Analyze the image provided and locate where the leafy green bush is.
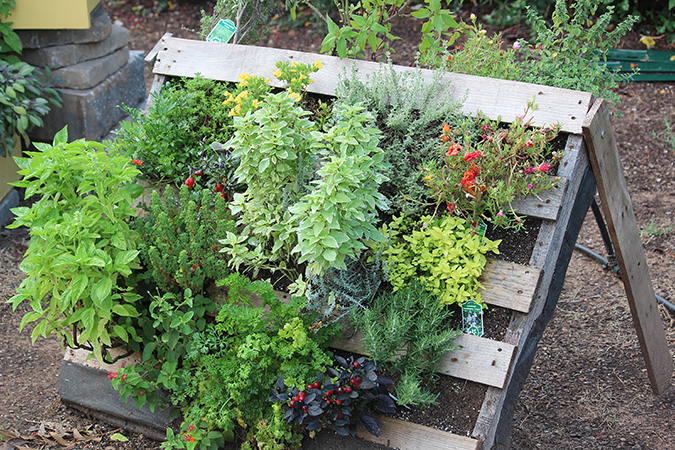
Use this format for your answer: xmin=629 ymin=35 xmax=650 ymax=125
xmin=135 ymin=185 xmax=235 ymax=295
xmin=221 ymin=94 xmax=389 ymax=286
xmin=334 ymin=64 xmax=464 ymax=217
xmin=110 ymin=76 xmax=246 ymax=184
xmin=8 ymin=128 xmax=144 ymax=362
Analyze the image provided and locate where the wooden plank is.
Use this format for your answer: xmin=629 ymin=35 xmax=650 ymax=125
xmin=582 ymin=100 xmax=673 ymax=395
xmin=151 ymin=37 xmax=593 ymax=134
xmin=145 ymin=32 xmax=173 ymax=70
xmin=356 ymin=416 xmax=481 ymax=450
xmin=473 ymin=134 xmax=592 ymax=447
xmin=480 ymin=259 xmax=541 ymax=313
xmin=510 ymin=178 xmax=568 ymax=221
xmin=332 ymin=331 xmax=516 ymax=389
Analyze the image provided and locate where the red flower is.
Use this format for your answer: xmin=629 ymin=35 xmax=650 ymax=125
xmin=464 ymin=151 xmax=481 ymax=162
xmin=524 ymin=139 xmax=535 ymax=148
xmin=191 ymin=264 xmax=198 ymax=273
xmin=524 ymin=167 xmax=536 ymax=175
xmin=468 ymin=162 xmax=480 ymax=176
xmin=537 ymin=162 xmax=552 ymax=172
xmin=215 ymin=182 xmax=224 ymax=193
xmin=446 ymin=202 xmax=455 ymax=215
xmin=441 ymin=134 xmax=449 ymax=143
xmin=131 ymin=159 xmax=143 ymax=166
xmin=187 ymin=424 xmax=195 ymax=432
xmin=447 ymin=143 xmax=462 ymax=156
xmin=107 ymin=371 xmax=118 ymax=380
xmin=443 ymin=123 xmax=450 ymax=133
xmin=121 ymin=374 xmax=128 ymax=381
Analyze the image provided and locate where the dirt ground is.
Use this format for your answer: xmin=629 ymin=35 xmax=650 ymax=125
xmin=1 ymin=1 xmax=674 ymax=449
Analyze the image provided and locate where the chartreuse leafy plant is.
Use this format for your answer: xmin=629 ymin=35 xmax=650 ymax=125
xmin=371 ymin=214 xmax=500 ymax=307
xmin=353 ymin=281 xmax=460 ymax=407
xmin=7 ymin=127 xmax=144 ymax=363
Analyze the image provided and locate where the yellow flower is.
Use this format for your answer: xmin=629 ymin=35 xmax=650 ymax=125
xmin=288 ymin=91 xmax=301 ymax=102
xmin=238 ymin=73 xmax=251 ymax=82
xmin=273 ymin=69 xmax=282 ymax=78
xmin=313 ymin=59 xmax=323 ymax=70
xmin=639 ymin=35 xmax=656 ymax=49
xmin=299 ymin=74 xmax=307 ymax=81
xmin=291 ymin=77 xmax=297 ymax=83
xmin=235 ymin=90 xmax=249 ymax=102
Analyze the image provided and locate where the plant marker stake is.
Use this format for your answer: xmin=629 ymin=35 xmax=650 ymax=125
xmin=462 ymin=300 xmax=483 ymax=337
xmin=206 ymin=19 xmax=237 ymax=44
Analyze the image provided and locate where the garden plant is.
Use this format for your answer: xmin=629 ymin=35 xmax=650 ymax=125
xmin=5 ymin=0 xmax=646 ymax=448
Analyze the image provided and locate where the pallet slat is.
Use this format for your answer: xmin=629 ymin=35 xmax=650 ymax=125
xmin=151 ymin=37 xmax=593 ymax=134
xmin=332 ymin=331 xmax=515 ymax=389
xmin=480 ymin=259 xmax=541 ymax=313
xmin=356 ymin=417 xmax=481 ymax=450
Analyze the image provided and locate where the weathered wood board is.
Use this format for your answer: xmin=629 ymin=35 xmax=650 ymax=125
xmin=140 ymin=38 xmax=671 ymax=450
xmin=583 ymin=100 xmax=673 ymax=395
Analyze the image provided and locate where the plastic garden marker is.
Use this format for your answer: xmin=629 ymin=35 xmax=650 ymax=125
xmin=462 ymin=300 xmax=484 ymax=337
xmin=206 ymin=19 xmax=236 ymax=44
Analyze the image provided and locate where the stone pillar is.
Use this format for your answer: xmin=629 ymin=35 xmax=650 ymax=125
xmin=18 ymin=5 xmax=146 ymax=142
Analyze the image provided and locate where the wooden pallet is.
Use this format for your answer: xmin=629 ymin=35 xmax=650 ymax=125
xmin=144 ymin=36 xmax=671 ymax=450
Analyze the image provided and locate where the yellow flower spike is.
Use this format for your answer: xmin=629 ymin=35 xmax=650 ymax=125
xmin=273 ymin=69 xmax=282 ymax=78
xmin=314 ymin=59 xmax=323 ymax=70
xmin=639 ymin=35 xmax=656 ymax=49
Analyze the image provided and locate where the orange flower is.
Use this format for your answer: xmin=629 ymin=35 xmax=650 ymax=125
xmin=447 ymin=143 xmax=462 ymax=156
xmin=443 ymin=123 xmax=450 ymax=134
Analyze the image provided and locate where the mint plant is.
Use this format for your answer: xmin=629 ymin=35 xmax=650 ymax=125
xmin=8 ymin=128 xmax=144 ymax=363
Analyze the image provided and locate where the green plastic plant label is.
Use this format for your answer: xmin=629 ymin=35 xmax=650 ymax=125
xmin=462 ymin=300 xmax=484 ymax=337
xmin=206 ymin=19 xmax=236 ymax=44
xmin=477 ymin=219 xmax=487 ymax=242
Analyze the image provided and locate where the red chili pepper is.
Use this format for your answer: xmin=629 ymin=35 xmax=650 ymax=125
xmin=195 ymin=170 xmax=203 ymax=176
xmin=185 ymin=176 xmax=195 ymax=189
xmin=215 ymin=182 xmax=224 ymax=192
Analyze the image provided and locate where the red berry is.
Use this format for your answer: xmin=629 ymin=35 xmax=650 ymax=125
xmin=215 ymin=182 xmax=224 ymax=192
xmin=337 ymin=388 xmax=343 ymax=394
xmin=353 ymin=362 xmax=360 ymax=368
xmin=290 ymin=401 xmax=297 ymax=408
xmin=298 ymin=391 xmax=306 ymax=401
xmin=185 ymin=176 xmax=195 ymax=189
xmin=195 ymin=170 xmax=203 ymax=176
xmin=345 ymin=387 xmax=352 ymax=393
xmin=221 ymin=192 xmax=227 ymax=199
xmin=313 ymin=382 xmax=321 ymax=389
xmin=335 ymin=399 xmax=342 ymax=405
xmin=338 ymin=412 xmax=344 ymax=419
